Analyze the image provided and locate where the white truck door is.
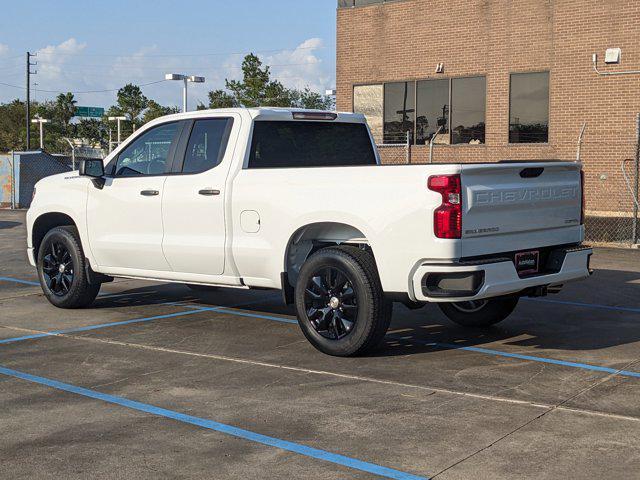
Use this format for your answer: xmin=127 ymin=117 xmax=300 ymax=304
xmin=86 ymin=121 xmax=182 ymax=271
xmin=161 ymin=116 xmax=238 ymax=275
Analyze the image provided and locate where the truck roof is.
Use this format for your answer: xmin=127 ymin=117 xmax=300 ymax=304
xmin=151 ymin=107 xmax=365 ymax=124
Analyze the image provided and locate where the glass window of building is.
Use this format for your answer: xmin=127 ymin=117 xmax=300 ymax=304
xmin=509 ymin=71 xmax=549 ymax=143
xmin=353 ymin=84 xmax=384 ymax=144
xmin=451 ymin=76 xmax=486 ymax=144
xmin=383 ymin=81 xmax=415 ymax=144
xmin=416 ymin=79 xmax=449 ymax=145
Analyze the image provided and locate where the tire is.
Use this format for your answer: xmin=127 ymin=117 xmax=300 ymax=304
xmin=37 ymin=226 xmax=100 ymax=309
xmin=438 ymin=296 xmax=519 ymax=328
xmin=186 ymin=284 xmax=219 ymax=293
xmin=294 ymin=245 xmax=392 ymax=357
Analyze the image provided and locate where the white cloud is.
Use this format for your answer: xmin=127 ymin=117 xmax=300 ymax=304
xmin=261 ymin=38 xmax=331 ymax=93
xmin=213 ymin=38 xmax=333 ymax=97
xmin=36 ymin=38 xmax=87 ymax=80
xmin=0 ymin=36 xmax=334 ymax=109
xmin=0 ymin=44 xmax=9 ymax=56
xmin=111 ymin=45 xmax=159 ymax=80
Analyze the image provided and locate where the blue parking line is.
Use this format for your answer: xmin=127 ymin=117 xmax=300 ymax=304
xmin=0 ymin=365 xmax=427 ymax=480
xmin=214 ymin=308 xmax=298 ymax=324
xmin=0 ymin=295 xmax=284 ymax=346
xmin=2 ymin=274 xmax=640 ymax=380
xmin=522 ymin=297 xmax=640 ymax=314
xmin=0 ymin=307 xmax=220 ymax=345
xmin=391 ymin=337 xmax=640 ymax=379
xmin=3 ymin=274 xmax=640 ymax=315
xmin=0 ymin=276 xmax=39 ymax=286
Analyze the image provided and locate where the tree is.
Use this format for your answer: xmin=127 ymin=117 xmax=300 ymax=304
xmin=35 ymin=99 xmax=71 ymax=151
xmin=0 ymin=100 xmax=27 ymax=151
xmin=206 ymin=89 xmax=238 ymax=109
xmin=76 ymin=118 xmax=109 ymax=149
xmin=290 ymin=87 xmax=334 ymax=110
xmin=206 ymin=54 xmax=331 ymax=110
xmin=142 ymin=100 xmax=180 ymax=124
xmin=116 ymin=84 xmax=148 ymax=129
xmin=224 ymin=54 xmax=291 ymax=107
xmin=54 ymin=92 xmax=77 ymax=129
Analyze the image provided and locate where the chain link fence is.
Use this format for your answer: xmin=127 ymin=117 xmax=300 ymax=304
xmin=375 ymin=122 xmax=640 ymax=247
xmin=584 ymin=158 xmax=639 ymax=245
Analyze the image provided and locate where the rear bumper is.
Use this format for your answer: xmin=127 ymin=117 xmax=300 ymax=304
xmin=411 ymin=246 xmax=592 ymax=302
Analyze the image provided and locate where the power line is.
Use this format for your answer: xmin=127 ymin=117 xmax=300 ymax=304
xmin=0 ymin=78 xmax=167 ymax=94
xmin=34 ymin=60 xmax=324 ymax=72
xmin=27 ymin=44 xmax=326 ymax=59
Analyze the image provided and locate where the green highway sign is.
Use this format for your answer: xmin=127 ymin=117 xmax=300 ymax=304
xmin=74 ymin=106 xmax=105 ymax=118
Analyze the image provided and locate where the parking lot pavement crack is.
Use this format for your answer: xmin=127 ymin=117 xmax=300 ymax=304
xmin=429 ymin=355 xmax=640 ymax=478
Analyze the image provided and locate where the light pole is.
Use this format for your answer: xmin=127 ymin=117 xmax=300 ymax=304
xmin=31 ymin=117 xmax=49 ymax=150
xmin=108 ymin=116 xmax=127 ymax=147
xmin=63 ymin=138 xmax=76 ymax=170
xmin=165 ymin=73 xmax=205 ymax=112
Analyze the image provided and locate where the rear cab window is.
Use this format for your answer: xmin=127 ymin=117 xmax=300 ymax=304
xmin=247 ymin=121 xmax=377 ymax=169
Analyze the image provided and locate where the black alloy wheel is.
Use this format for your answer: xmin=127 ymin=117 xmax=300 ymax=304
xmin=295 ymin=245 xmax=392 ymax=357
xmin=42 ymin=240 xmax=74 ymax=296
xmin=304 ymin=267 xmax=359 ymax=340
xmin=37 ymin=226 xmax=101 ymax=309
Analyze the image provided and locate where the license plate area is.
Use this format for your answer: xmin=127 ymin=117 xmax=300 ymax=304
xmin=514 ymin=250 xmax=539 ymax=276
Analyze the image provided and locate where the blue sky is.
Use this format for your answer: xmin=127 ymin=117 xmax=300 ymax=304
xmin=0 ymin=0 xmax=337 ymax=109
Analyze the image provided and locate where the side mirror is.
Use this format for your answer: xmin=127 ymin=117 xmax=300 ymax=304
xmin=79 ymin=159 xmax=106 ymax=189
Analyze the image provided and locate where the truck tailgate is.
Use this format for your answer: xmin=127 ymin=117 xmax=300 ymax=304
xmin=460 ymin=162 xmax=583 ymax=256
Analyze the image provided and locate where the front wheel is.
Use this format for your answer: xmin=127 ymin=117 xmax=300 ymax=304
xmin=294 ymin=246 xmax=391 ymax=357
xmin=37 ymin=226 xmax=100 ymax=308
xmin=438 ymin=296 xmax=519 ymax=328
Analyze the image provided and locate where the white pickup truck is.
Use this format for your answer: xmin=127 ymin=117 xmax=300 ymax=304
xmin=27 ymin=108 xmax=592 ymax=356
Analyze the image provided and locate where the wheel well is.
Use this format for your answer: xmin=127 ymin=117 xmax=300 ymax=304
xmin=284 ymin=222 xmax=374 ymax=291
xmin=32 ymin=212 xmax=76 ymax=259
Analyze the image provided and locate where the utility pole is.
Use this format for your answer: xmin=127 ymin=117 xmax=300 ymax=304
xmin=25 ymin=52 xmax=37 ymax=150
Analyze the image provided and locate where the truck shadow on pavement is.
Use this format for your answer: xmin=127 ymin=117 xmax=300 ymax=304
xmin=0 ymin=221 xmax=21 ymax=230
xmin=87 ymin=267 xmax=640 ymax=357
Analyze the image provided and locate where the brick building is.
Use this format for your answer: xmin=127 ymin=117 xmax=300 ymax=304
xmin=336 ymin=0 xmax=640 ymax=243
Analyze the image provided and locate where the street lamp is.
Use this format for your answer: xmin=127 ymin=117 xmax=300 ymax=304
xmin=165 ymin=73 xmax=205 ymax=112
xmin=108 ymin=116 xmax=127 ymax=148
xmin=31 ymin=117 xmax=50 ymax=150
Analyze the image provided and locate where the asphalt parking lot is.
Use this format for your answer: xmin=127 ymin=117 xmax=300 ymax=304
xmin=2 ymin=209 xmax=640 ymax=479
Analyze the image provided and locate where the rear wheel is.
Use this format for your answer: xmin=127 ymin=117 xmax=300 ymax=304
xmin=37 ymin=226 xmax=100 ymax=309
xmin=438 ymin=296 xmax=519 ymax=327
xmin=295 ymin=246 xmax=391 ymax=357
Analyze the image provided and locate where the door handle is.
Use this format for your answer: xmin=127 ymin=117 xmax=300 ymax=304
xmin=199 ymin=189 xmax=221 ymax=196
xmin=140 ymin=190 xmax=159 ymax=196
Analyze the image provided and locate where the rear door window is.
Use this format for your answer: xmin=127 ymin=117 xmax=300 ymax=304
xmin=248 ymin=121 xmax=377 ymax=169
xmin=182 ymin=118 xmax=234 ymax=174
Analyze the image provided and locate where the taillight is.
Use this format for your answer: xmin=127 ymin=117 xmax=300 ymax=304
xmin=580 ymin=170 xmax=585 ymax=225
xmin=428 ymin=174 xmax=462 ymax=239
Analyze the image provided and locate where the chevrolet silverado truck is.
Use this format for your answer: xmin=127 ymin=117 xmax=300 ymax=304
xmin=27 ymin=108 xmax=592 ymax=356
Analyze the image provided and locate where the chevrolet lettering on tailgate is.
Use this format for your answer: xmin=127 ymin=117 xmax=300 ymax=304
xmin=473 ymin=185 xmax=578 ymax=206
